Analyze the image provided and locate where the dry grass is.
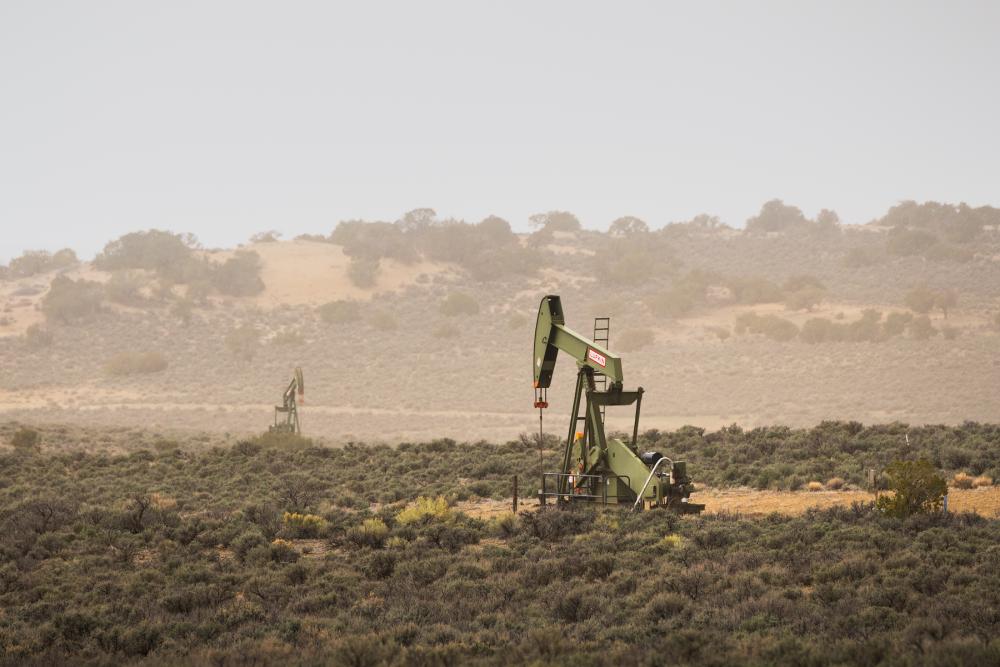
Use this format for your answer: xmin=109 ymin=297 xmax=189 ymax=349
xmin=953 ymin=472 xmax=975 ymax=489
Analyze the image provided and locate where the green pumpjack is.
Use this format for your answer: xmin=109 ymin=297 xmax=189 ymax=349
xmin=533 ymin=295 xmax=704 ymax=513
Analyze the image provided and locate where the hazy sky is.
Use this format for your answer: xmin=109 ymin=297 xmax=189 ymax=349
xmin=2 ymin=1 xmax=998 ymax=262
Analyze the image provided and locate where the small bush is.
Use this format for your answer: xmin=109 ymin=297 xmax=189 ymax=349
xmin=806 ymin=481 xmax=824 ymax=492
xmin=439 ymin=292 xmax=479 ymax=316
xmin=825 ymin=477 xmax=845 ymax=490
xmin=973 ymin=475 xmax=993 ymax=488
xmin=213 ymin=250 xmax=265 ymax=297
xmin=396 ymin=496 xmax=451 ymax=526
xmin=8 ymin=248 xmax=78 ymax=278
xmin=346 ymin=518 xmax=389 ymax=549
xmin=282 ymin=512 xmax=327 ymax=538
xmin=347 ymin=257 xmax=380 ymax=288
xmin=104 ymin=351 xmax=168 ymax=376
xmin=952 ymin=473 xmax=974 ymax=489
xmin=42 ymin=276 xmax=104 ymax=324
xmin=876 ymin=459 xmax=947 ymax=518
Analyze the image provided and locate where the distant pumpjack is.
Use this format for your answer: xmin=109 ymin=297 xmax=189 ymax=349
xmin=270 ymin=367 xmax=304 ymax=434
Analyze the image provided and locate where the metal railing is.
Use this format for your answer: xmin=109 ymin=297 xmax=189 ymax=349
xmin=539 ymin=472 xmax=633 ymax=505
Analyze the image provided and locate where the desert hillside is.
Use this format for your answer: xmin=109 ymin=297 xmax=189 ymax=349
xmin=2 ymin=203 xmax=999 ymax=445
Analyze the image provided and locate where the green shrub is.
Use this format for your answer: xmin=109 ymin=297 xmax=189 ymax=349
xmin=346 ymin=518 xmax=389 ymax=548
xmin=282 ymin=512 xmax=327 ymax=538
xmin=875 ymin=459 xmax=947 ymax=518
xmin=104 ymin=351 xmax=168 ymax=376
xmin=439 ymin=292 xmax=479 ymax=316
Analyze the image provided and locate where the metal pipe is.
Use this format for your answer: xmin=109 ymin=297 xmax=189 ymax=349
xmin=632 ymin=456 xmax=673 ymax=512
xmin=632 ymin=388 xmax=643 ymax=449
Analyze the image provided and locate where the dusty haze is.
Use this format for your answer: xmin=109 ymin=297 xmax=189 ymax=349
xmin=2 ymin=1 xmax=1000 ymax=262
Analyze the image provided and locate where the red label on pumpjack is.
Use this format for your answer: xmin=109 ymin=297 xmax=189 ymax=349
xmin=587 ymin=348 xmax=607 ymax=368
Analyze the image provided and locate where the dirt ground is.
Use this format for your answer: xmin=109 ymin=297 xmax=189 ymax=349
xmin=457 ymin=486 xmax=1000 ymax=520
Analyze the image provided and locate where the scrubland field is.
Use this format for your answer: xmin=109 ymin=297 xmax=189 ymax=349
xmin=2 ymin=203 xmax=1000 ymax=664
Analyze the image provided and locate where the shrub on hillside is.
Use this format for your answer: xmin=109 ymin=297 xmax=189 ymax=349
xmin=8 ymin=249 xmax=78 ymax=278
xmin=529 ymin=210 xmax=581 ymax=233
xmin=212 ymin=250 xmax=265 ymax=297
xmin=347 ymin=257 xmax=380 ymax=288
xmin=42 ymin=276 xmax=104 ymax=324
xmin=94 ymin=230 xmax=199 ymax=281
xmin=439 ymin=292 xmax=479 ymax=316
xmin=744 ymin=199 xmax=812 ymax=234
xmin=104 ymin=351 xmax=168 ymax=376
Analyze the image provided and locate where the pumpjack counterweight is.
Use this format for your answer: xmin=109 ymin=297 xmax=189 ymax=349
xmin=533 ymin=295 xmax=703 ymax=513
